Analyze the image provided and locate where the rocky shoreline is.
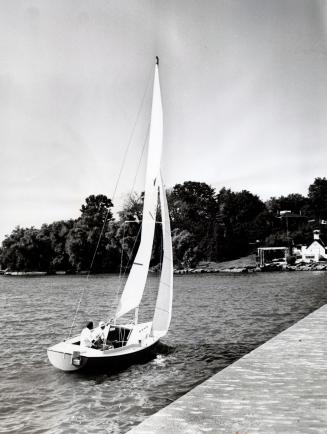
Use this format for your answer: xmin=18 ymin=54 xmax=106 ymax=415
xmin=2 ymin=259 xmax=327 ymax=277
xmin=174 ymin=262 xmax=327 ymax=274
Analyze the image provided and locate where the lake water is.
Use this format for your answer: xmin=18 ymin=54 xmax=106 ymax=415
xmin=1 ymin=272 xmax=327 ymax=433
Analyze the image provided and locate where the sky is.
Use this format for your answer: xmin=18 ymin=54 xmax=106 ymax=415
xmin=1 ymin=0 xmax=327 ymax=242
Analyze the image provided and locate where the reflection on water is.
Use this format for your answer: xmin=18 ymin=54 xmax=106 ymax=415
xmin=1 ymin=272 xmax=327 ymax=433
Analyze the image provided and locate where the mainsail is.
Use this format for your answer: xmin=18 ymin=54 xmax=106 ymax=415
xmin=152 ymin=174 xmax=173 ymax=336
xmin=115 ymin=60 xmax=163 ymax=319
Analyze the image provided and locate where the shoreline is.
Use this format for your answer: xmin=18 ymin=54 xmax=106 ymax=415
xmin=174 ymin=263 xmax=327 ymax=274
xmin=174 ymin=254 xmax=327 ymax=274
xmin=2 ymin=263 xmax=327 ymax=277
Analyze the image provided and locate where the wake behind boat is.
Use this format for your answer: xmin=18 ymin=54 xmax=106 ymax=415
xmin=47 ymin=57 xmax=173 ymax=372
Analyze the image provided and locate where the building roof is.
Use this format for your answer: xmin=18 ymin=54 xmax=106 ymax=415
xmin=309 ymin=239 xmax=325 ymax=249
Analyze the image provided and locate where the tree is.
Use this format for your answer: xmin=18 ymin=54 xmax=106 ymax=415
xmin=80 ymin=194 xmax=113 ymax=225
xmin=0 ymin=226 xmax=52 ymax=271
xmin=41 ymin=220 xmax=74 ymax=271
xmin=216 ymin=188 xmax=266 ymax=259
xmin=116 ymin=193 xmax=143 ymax=269
xmin=248 ymin=210 xmax=278 ymax=244
xmin=102 ymin=221 xmax=121 ymax=272
xmin=308 ymin=177 xmax=327 ymax=220
xmin=1 ymin=227 xmax=27 ymax=270
xmin=65 ymin=223 xmax=90 ymax=271
xmin=65 ymin=194 xmax=114 ymax=272
xmin=168 ymin=181 xmax=218 ymax=261
xmin=3 ymin=177 xmax=326 ymax=272
xmin=266 ymin=193 xmax=309 ymax=215
xmin=118 ymin=193 xmax=143 ymax=223
xmin=172 ymin=228 xmax=199 ymax=268
xmin=169 ymin=182 xmax=217 ymax=232
xmin=217 ymin=188 xmax=265 ymax=225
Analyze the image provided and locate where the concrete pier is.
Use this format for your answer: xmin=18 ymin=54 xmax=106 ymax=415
xmin=129 ymin=305 xmax=327 ymax=433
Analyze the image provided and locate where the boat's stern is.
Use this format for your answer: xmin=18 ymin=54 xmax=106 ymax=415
xmin=47 ymin=341 xmax=87 ymax=371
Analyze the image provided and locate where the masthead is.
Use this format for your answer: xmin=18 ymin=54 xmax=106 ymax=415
xmin=156 ymin=56 xmax=159 ymax=65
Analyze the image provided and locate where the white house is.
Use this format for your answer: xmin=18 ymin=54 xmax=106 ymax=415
xmin=300 ymin=230 xmax=327 ymax=262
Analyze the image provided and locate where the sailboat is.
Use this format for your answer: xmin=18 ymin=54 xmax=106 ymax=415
xmin=47 ymin=57 xmax=173 ymax=372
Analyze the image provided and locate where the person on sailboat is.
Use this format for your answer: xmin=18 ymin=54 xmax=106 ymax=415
xmin=92 ymin=321 xmax=107 ymax=348
xmin=80 ymin=321 xmax=94 ymax=348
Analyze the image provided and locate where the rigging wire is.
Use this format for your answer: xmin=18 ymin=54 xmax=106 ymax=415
xmin=67 ymin=65 xmax=155 ymax=338
xmin=107 ymin=123 xmax=150 ymax=320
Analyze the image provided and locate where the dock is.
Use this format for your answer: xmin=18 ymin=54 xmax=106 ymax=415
xmin=129 ymin=304 xmax=327 ymax=433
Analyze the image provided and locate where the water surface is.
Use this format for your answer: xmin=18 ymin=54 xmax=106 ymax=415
xmin=1 ymin=272 xmax=326 ymax=433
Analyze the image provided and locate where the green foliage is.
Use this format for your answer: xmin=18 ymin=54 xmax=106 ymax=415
xmin=103 ymin=221 xmax=121 ymax=272
xmin=43 ymin=221 xmax=74 ymax=271
xmin=116 ymin=193 xmax=143 ymax=268
xmin=66 ymin=195 xmax=114 ymax=272
xmin=215 ymin=188 xmax=266 ymax=260
xmin=266 ymin=193 xmax=309 ymax=215
xmin=169 ymin=181 xmax=217 ymax=230
xmin=218 ymin=188 xmax=265 ymax=225
xmin=1 ymin=177 xmax=326 ymax=272
xmin=118 ymin=193 xmax=143 ymax=223
xmin=168 ymin=181 xmax=218 ymax=261
xmin=1 ymin=226 xmax=52 ymax=271
xmin=172 ymin=228 xmax=199 ymax=268
xmin=308 ymin=177 xmax=327 ymax=219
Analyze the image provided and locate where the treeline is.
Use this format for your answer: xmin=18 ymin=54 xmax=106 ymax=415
xmin=1 ymin=177 xmax=327 ymax=272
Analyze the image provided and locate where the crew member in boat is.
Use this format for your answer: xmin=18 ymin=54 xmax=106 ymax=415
xmin=92 ymin=321 xmax=107 ymax=348
xmin=80 ymin=321 xmax=94 ymax=348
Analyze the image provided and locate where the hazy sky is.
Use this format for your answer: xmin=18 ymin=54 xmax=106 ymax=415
xmin=1 ymin=0 xmax=327 ymax=242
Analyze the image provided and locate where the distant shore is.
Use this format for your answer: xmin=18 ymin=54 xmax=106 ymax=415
xmin=174 ymin=255 xmax=327 ymax=274
xmin=2 ymin=254 xmax=327 ymax=276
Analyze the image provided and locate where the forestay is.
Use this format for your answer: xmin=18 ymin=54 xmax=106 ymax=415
xmin=152 ymin=174 xmax=173 ymax=336
xmin=115 ymin=61 xmax=163 ymax=319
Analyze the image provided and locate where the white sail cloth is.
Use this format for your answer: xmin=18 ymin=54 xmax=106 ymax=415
xmin=115 ymin=63 xmax=163 ymax=319
xmin=152 ymin=175 xmax=173 ymax=336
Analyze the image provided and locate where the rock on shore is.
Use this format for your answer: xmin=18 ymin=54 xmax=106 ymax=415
xmin=173 ymin=255 xmax=327 ymax=274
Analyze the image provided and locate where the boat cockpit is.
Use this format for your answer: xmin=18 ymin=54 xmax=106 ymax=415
xmin=106 ymin=325 xmax=132 ymax=348
xmin=72 ymin=325 xmax=132 ymax=349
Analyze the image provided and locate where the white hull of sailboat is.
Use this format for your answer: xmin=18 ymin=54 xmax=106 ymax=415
xmin=47 ymin=322 xmax=161 ymax=372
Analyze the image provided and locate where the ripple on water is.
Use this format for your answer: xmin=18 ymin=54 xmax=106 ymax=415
xmin=1 ymin=272 xmax=327 ymax=433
